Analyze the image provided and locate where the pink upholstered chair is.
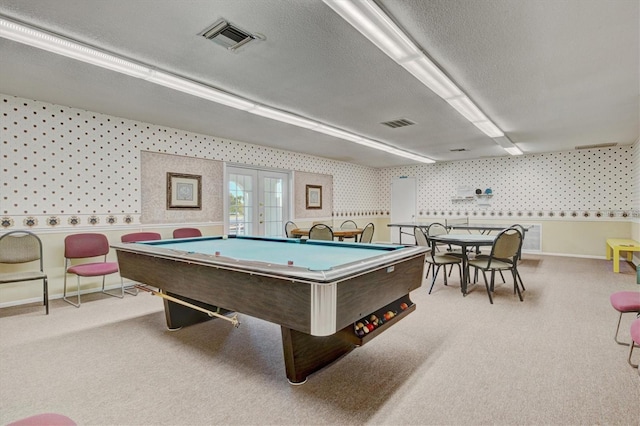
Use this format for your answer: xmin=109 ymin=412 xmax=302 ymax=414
xmin=121 ymin=232 xmax=162 ymax=243
xmin=7 ymin=413 xmax=76 ymax=425
xmin=610 ymin=291 xmax=640 ymax=345
xmin=172 ymin=228 xmax=202 ymax=238
xmin=63 ymin=233 xmax=124 ymax=307
xmin=119 ymin=232 xmax=161 ymax=294
xmin=628 ymin=318 xmax=640 ymax=371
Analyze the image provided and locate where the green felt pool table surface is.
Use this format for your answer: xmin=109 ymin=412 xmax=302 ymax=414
xmin=143 ymin=236 xmax=405 ymax=271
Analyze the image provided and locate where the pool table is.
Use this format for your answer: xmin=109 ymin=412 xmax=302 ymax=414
xmin=112 ymin=235 xmax=427 ymax=383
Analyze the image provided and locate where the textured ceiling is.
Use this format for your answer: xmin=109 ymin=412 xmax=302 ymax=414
xmin=0 ymin=0 xmax=637 ymax=168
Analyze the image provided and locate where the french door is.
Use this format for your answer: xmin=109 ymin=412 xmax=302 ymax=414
xmin=227 ymin=166 xmax=290 ymax=237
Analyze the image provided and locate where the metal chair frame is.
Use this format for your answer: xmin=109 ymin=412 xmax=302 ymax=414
xmin=359 ymin=223 xmax=374 ymax=243
xmin=468 ymin=228 xmax=523 ymax=304
xmin=308 ymin=224 xmax=334 ymax=241
xmin=63 ymin=233 xmax=125 ymax=307
xmin=284 ymin=221 xmax=297 ymax=238
xmin=0 ymin=230 xmax=49 ymax=314
xmin=415 ymin=227 xmax=461 ymax=294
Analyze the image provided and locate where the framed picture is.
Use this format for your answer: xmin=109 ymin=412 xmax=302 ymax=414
xmin=305 ymin=185 xmax=322 ymax=209
xmin=167 ymin=172 xmax=202 ymax=210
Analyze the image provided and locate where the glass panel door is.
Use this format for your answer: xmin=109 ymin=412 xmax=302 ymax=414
xmin=227 ymin=166 xmax=289 ymax=236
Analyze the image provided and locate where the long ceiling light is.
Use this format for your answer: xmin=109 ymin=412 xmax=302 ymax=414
xmin=0 ymin=16 xmax=435 ymax=164
xmin=323 ymin=0 xmax=523 ymax=156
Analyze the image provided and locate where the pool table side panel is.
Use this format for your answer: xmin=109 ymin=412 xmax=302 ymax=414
xmin=116 ymin=251 xmax=313 ymax=333
xmin=335 ymin=254 xmax=425 ymax=329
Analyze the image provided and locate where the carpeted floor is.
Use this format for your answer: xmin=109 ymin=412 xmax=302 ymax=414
xmin=1 ymin=254 xmax=639 ymax=425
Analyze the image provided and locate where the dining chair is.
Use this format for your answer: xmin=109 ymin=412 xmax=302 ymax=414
xmin=610 ymin=291 xmax=640 ymax=345
xmin=308 ymin=224 xmax=334 ymax=241
xmin=63 ymin=233 xmax=124 ymax=307
xmin=467 ymin=227 xmax=523 ymax=304
xmin=340 ymin=220 xmax=358 ymax=229
xmin=508 ymin=224 xmax=526 ymax=291
xmin=357 ymin=223 xmax=374 ymax=244
xmin=173 ymin=228 xmax=202 ymax=238
xmin=415 ymin=227 xmax=461 ymax=294
xmin=427 ymin=222 xmax=463 ymax=258
xmin=284 ymin=221 xmax=297 ymax=238
xmin=339 ymin=220 xmax=359 ymax=241
xmin=0 ymin=231 xmax=49 ymax=314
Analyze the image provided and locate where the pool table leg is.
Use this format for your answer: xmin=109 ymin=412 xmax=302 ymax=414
xmin=281 ymin=327 xmax=356 ymax=384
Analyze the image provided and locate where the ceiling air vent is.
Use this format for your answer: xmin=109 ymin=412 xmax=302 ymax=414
xmin=575 ymin=143 xmax=618 ymax=150
xmin=381 ymin=118 xmax=415 ymax=129
xmin=200 ymin=19 xmax=255 ymax=51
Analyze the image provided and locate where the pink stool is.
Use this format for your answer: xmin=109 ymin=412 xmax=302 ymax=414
xmin=628 ymin=319 xmax=640 ymax=371
xmin=610 ymin=291 xmax=640 ymax=345
xmin=7 ymin=413 xmax=76 ymax=425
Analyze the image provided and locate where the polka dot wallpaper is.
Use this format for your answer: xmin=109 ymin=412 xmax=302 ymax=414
xmin=379 ymin=147 xmax=636 ymax=220
xmin=1 ymin=93 xmax=637 ymax=231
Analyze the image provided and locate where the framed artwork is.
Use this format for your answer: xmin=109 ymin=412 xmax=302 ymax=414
xmin=305 ymin=185 xmax=322 ymax=209
xmin=167 ymin=172 xmax=202 ymax=210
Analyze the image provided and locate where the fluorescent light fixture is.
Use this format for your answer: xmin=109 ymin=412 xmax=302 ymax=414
xmin=323 ymin=0 xmax=518 ymax=152
xmin=447 ymin=96 xmax=488 ymax=123
xmin=473 ymin=120 xmax=504 ymax=138
xmin=324 ymin=0 xmax=421 ymax=62
xmin=400 ymin=56 xmax=462 ymax=100
xmin=504 ymin=146 xmax=523 ymax=156
xmin=146 ymin=70 xmax=255 ymax=111
xmin=0 ymin=15 xmax=436 ymax=164
xmin=0 ymin=17 xmax=151 ymax=79
xmin=316 ymin=125 xmax=365 ymax=143
xmin=250 ymin=106 xmax=320 ymax=129
xmin=493 ymin=136 xmax=522 ymax=156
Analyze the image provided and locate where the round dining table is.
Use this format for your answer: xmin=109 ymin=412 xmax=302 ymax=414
xmin=290 ymin=227 xmax=363 ymax=242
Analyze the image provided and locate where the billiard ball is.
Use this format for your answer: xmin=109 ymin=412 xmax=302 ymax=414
xmin=400 ymin=302 xmax=408 ymax=310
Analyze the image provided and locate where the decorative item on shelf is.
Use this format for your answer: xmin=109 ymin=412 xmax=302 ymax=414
xmin=484 ymin=188 xmax=492 ymax=194
xmin=475 ymin=188 xmax=482 ymax=194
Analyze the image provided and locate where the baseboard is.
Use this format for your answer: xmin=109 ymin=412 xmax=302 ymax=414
xmin=0 ymin=280 xmax=139 ymax=309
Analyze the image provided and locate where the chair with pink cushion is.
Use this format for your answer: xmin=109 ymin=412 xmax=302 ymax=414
xmin=120 ymin=232 xmax=162 ymax=294
xmin=121 ymin=232 xmax=162 ymax=243
xmin=172 ymin=228 xmax=202 ymax=238
xmin=63 ymin=233 xmax=124 ymax=307
xmin=610 ymin=291 xmax=640 ymax=345
xmin=7 ymin=413 xmax=76 ymax=425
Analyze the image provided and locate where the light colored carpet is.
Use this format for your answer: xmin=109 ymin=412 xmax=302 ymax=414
xmin=1 ymin=255 xmax=639 ymax=425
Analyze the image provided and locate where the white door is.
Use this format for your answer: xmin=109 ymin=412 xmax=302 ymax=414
xmin=390 ymin=176 xmax=417 ymax=244
xmin=227 ymin=166 xmax=290 ymax=236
